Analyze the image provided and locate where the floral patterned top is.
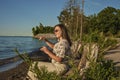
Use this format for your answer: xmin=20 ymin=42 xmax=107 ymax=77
xmin=52 ymin=39 xmax=71 ymax=64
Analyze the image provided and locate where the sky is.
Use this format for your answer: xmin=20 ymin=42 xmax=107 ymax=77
xmin=0 ymin=0 xmax=120 ymax=36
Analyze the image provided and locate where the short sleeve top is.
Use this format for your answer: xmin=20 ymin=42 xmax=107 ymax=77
xmin=51 ymin=39 xmax=71 ymax=63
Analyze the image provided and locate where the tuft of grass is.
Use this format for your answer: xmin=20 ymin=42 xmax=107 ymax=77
xmin=14 ymin=48 xmax=33 ymax=66
xmin=31 ymin=62 xmax=62 ymax=80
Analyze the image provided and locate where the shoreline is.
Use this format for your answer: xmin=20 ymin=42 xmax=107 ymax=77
xmin=0 ymin=49 xmax=49 ymax=70
xmin=0 ymin=60 xmax=23 ymax=72
xmin=0 ymin=62 xmax=29 ymax=80
xmin=0 ymin=50 xmax=49 ymax=79
xmin=0 ymin=55 xmax=21 ymax=66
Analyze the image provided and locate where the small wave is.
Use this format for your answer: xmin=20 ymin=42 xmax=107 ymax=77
xmin=0 ymin=60 xmax=23 ymax=72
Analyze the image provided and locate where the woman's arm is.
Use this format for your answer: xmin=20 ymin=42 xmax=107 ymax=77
xmin=35 ymin=36 xmax=54 ymax=49
xmin=40 ymin=46 xmax=62 ymax=62
xmin=44 ymin=39 xmax=54 ymax=49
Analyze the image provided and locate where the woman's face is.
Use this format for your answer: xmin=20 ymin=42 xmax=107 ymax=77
xmin=54 ymin=26 xmax=62 ymax=39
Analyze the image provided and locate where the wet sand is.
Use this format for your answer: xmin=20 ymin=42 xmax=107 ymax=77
xmin=0 ymin=62 xmax=29 ymax=80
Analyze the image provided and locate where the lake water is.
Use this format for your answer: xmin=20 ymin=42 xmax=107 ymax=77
xmin=0 ymin=36 xmax=57 ymax=59
xmin=0 ymin=36 xmax=45 ymax=59
xmin=0 ymin=36 xmax=56 ymax=72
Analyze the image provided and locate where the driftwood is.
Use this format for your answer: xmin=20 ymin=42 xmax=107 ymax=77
xmin=78 ymin=43 xmax=98 ymax=79
xmin=71 ymin=41 xmax=82 ymax=59
xmin=64 ymin=42 xmax=98 ymax=80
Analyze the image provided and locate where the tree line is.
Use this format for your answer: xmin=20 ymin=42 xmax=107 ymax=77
xmin=57 ymin=0 xmax=120 ymax=39
xmin=32 ymin=0 xmax=120 ymax=38
xmin=84 ymin=7 xmax=120 ymax=36
xmin=32 ymin=23 xmax=54 ymax=36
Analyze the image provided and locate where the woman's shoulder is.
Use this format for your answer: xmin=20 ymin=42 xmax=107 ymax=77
xmin=60 ymin=39 xmax=68 ymax=43
xmin=59 ymin=39 xmax=69 ymax=46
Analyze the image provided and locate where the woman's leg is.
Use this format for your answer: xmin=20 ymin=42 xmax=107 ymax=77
xmin=27 ymin=61 xmax=57 ymax=80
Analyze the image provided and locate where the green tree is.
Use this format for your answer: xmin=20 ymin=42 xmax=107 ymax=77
xmin=39 ymin=23 xmax=44 ymax=33
xmin=32 ymin=23 xmax=54 ymax=36
xmin=32 ymin=27 xmax=36 ymax=36
xmin=35 ymin=26 xmax=40 ymax=34
xmin=84 ymin=14 xmax=98 ymax=33
xmin=85 ymin=6 xmax=120 ymax=36
xmin=58 ymin=0 xmax=82 ymax=39
xmin=97 ymin=6 xmax=120 ymax=35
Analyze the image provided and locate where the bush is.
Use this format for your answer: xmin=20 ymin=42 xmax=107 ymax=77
xmin=85 ymin=59 xmax=118 ymax=80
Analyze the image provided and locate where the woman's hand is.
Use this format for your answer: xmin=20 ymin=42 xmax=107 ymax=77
xmin=40 ymin=47 xmax=62 ymax=62
xmin=34 ymin=36 xmax=46 ymax=41
xmin=38 ymin=36 xmax=54 ymax=49
xmin=40 ymin=46 xmax=49 ymax=54
xmin=39 ymin=36 xmax=45 ymax=40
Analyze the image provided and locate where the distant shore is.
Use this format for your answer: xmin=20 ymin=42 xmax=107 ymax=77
xmin=33 ymin=33 xmax=56 ymax=39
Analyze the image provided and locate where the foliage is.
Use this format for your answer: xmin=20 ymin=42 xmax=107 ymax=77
xmin=31 ymin=62 xmax=61 ymax=80
xmin=85 ymin=7 xmax=120 ymax=36
xmin=14 ymin=48 xmax=33 ymax=66
xmin=97 ymin=7 xmax=120 ymax=35
xmin=85 ymin=60 xmax=118 ymax=80
xmin=66 ymin=67 xmax=81 ymax=80
xmin=57 ymin=0 xmax=86 ymax=39
xmin=82 ymin=30 xmax=117 ymax=46
xmin=32 ymin=23 xmax=54 ymax=36
xmin=80 ymin=30 xmax=119 ymax=80
xmin=64 ymin=56 xmax=82 ymax=80
xmin=82 ymin=30 xmax=118 ymax=56
xmin=58 ymin=4 xmax=120 ymax=39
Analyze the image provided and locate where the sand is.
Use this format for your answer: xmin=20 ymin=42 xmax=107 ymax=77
xmin=104 ymin=45 xmax=120 ymax=70
xmin=0 ymin=62 xmax=29 ymax=80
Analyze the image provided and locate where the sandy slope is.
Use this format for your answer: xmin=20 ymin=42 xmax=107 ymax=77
xmin=104 ymin=44 xmax=120 ymax=70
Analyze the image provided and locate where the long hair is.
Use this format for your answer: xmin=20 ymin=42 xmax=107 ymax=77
xmin=54 ymin=24 xmax=72 ymax=46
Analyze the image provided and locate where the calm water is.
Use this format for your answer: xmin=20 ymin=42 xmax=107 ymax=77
xmin=0 ymin=36 xmax=55 ymax=59
xmin=0 ymin=36 xmax=56 ymax=72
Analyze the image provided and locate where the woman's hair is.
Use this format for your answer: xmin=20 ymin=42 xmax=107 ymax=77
xmin=54 ymin=24 xmax=72 ymax=46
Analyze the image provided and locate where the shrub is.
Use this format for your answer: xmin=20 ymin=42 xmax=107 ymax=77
xmin=85 ymin=59 xmax=118 ymax=80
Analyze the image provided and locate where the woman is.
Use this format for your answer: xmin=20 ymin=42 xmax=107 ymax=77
xmin=27 ymin=24 xmax=72 ymax=79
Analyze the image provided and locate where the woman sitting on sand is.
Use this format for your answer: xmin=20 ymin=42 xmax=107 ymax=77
xmin=27 ymin=24 xmax=72 ymax=79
